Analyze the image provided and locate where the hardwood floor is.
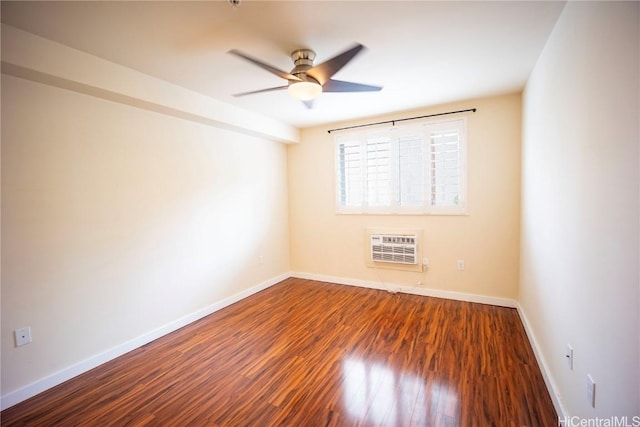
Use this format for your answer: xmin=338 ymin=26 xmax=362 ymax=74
xmin=2 ymin=278 xmax=557 ymax=426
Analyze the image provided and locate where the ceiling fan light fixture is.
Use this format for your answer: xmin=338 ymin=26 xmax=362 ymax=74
xmin=288 ymin=81 xmax=322 ymax=101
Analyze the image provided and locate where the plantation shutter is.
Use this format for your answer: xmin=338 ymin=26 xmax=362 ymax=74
xmin=426 ymin=120 xmax=464 ymax=207
xmin=365 ymin=136 xmax=392 ymax=207
xmin=335 ymin=118 xmax=466 ymax=214
xmin=337 ymin=140 xmax=364 ymax=207
xmin=397 ymin=134 xmax=424 ymax=207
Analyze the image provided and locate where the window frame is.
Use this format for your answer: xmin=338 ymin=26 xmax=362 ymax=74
xmin=334 ymin=118 xmax=468 ymax=215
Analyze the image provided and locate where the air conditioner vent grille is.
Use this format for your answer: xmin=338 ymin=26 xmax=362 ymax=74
xmin=370 ymin=234 xmax=418 ymax=265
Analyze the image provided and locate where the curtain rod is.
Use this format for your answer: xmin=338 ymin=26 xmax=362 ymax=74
xmin=327 ymin=108 xmax=477 ymax=134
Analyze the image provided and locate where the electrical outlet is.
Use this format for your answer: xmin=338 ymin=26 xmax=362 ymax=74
xmin=422 ymin=258 xmax=429 ymax=267
xmin=457 ymin=260 xmax=465 ymax=271
xmin=566 ymin=344 xmax=573 ymax=370
xmin=15 ymin=327 xmax=32 ymax=347
xmin=587 ymin=374 xmax=596 ymax=408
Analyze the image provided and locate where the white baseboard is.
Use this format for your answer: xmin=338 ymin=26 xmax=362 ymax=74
xmin=290 ymin=271 xmax=517 ymax=308
xmin=0 ymin=273 xmax=288 ymax=411
xmin=516 ymin=302 xmax=567 ymax=420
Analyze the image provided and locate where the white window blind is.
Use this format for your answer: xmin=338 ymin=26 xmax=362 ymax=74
xmin=335 ymin=118 xmax=467 ymax=214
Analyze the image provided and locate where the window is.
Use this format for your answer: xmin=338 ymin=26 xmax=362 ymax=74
xmin=335 ymin=118 xmax=467 ymax=214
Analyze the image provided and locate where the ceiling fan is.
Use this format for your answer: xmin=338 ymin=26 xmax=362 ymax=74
xmin=228 ymin=43 xmax=382 ymax=108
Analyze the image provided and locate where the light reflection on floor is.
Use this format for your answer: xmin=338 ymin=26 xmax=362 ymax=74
xmin=341 ymin=356 xmax=459 ymax=425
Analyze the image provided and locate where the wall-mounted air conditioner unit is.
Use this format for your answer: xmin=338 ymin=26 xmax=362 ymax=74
xmin=370 ymin=234 xmax=418 ymax=265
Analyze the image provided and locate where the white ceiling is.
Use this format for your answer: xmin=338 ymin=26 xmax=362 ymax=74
xmin=1 ymin=1 xmax=566 ymax=128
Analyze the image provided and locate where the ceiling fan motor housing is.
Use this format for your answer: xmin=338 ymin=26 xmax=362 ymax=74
xmin=290 ymin=49 xmax=319 ymax=84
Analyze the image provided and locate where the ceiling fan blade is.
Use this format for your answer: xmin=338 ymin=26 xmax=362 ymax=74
xmin=232 ymin=85 xmax=288 ymax=97
xmin=306 ymin=43 xmax=365 ymax=85
xmin=228 ymin=49 xmax=302 ymax=82
xmin=302 ymin=100 xmax=314 ymax=109
xmin=322 ymin=79 xmax=383 ymax=93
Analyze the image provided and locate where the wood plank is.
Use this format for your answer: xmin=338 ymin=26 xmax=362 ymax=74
xmin=1 ymin=278 xmax=557 ymax=426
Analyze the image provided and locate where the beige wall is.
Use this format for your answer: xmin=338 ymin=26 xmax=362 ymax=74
xmin=521 ymin=1 xmax=639 ymax=417
xmin=288 ymin=94 xmax=522 ymax=300
xmin=1 ymin=74 xmax=290 ymax=398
